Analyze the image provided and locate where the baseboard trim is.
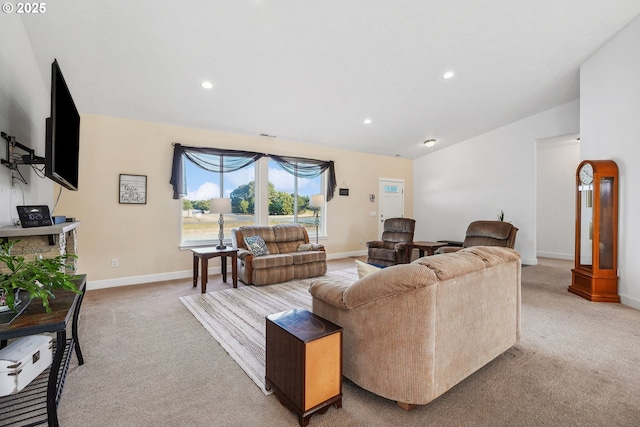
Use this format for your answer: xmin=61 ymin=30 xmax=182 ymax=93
xmin=620 ymin=294 xmax=640 ymax=311
xmin=88 ymin=269 xmax=196 ymax=291
xmin=537 ymin=251 xmax=573 ymax=261
xmin=327 ymin=250 xmax=367 ymax=259
xmin=87 ymin=250 xmax=369 ymax=291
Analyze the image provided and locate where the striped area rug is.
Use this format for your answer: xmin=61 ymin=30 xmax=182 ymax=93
xmin=179 ymin=268 xmax=357 ymax=395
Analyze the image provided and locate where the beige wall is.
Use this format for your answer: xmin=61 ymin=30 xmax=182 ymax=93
xmin=56 ymin=115 xmax=412 ymax=288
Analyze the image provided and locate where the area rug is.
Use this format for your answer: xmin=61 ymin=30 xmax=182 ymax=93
xmin=179 ymin=268 xmax=357 ymax=395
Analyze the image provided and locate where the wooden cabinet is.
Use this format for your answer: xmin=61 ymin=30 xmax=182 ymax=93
xmin=265 ymin=309 xmax=342 ymax=427
xmin=569 ymin=160 xmax=619 ymax=302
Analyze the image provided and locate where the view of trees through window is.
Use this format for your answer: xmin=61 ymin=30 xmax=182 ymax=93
xmin=267 ymin=159 xmax=322 ymax=234
xmin=181 ymin=157 xmax=324 ymax=244
xmin=181 ymin=159 xmax=255 ymax=243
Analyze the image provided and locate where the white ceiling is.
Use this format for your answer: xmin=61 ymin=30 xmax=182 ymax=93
xmin=20 ymin=0 xmax=640 ymax=159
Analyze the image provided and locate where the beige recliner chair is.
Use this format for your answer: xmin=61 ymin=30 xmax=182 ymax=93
xmin=437 ymin=220 xmax=518 ymax=254
xmin=366 ymin=218 xmax=416 ymax=266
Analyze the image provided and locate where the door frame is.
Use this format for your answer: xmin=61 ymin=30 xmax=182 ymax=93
xmin=378 ymin=178 xmax=405 ymax=238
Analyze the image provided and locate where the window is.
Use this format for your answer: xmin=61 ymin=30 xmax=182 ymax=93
xmin=181 ymin=157 xmax=255 ymax=245
xmin=172 ymin=144 xmax=336 ymax=246
xmin=267 ymin=159 xmax=324 ymax=239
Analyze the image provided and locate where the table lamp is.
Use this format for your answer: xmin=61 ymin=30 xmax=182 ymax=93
xmin=210 ymin=198 xmax=232 ymax=249
xmin=309 ymin=194 xmax=323 ymax=244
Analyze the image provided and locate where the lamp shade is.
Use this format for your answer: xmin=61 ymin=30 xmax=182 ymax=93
xmin=309 ymin=194 xmax=324 ymax=208
xmin=210 ymin=198 xmax=232 ymax=214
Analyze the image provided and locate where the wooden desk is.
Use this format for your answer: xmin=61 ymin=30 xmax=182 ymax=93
xmin=405 ymin=241 xmax=448 ymax=262
xmin=0 ymin=275 xmax=86 ymax=427
xmin=191 ymin=247 xmax=238 ymax=293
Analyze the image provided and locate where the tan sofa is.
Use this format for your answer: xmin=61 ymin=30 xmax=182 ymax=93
xmin=231 ymin=224 xmax=326 ymax=286
xmin=309 ymin=246 xmax=521 ymax=410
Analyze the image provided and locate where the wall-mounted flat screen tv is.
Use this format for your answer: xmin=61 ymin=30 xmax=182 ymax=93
xmin=45 ymin=59 xmax=80 ymax=191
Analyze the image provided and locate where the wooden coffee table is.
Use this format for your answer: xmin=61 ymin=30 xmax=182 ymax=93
xmin=404 ymin=241 xmax=448 ymax=262
xmin=191 ymin=247 xmax=238 ymax=293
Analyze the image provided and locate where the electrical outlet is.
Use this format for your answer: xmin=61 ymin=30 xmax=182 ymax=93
xmin=111 ymin=258 xmax=119 ymax=268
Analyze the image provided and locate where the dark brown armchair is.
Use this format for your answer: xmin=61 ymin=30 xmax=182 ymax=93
xmin=437 ymin=220 xmax=518 ymax=254
xmin=366 ymin=218 xmax=416 ymax=267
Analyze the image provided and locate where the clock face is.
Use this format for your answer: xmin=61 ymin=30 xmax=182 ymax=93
xmin=579 ymin=163 xmax=593 ymax=185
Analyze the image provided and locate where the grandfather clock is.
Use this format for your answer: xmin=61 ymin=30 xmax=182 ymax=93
xmin=569 ymin=160 xmax=619 ymax=302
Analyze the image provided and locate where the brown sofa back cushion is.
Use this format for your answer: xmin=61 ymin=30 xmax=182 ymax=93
xmin=380 ymin=217 xmax=416 ymax=243
xmin=238 ymin=226 xmax=280 ymax=254
xmin=273 ymin=224 xmax=309 ymax=253
xmin=413 ymin=246 xmax=521 ymax=281
xmin=463 ymin=221 xmax=517 ymax=248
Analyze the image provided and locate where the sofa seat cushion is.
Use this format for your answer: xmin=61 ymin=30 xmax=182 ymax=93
xmin=251 ymin=254 xmax=293 ymax=270
xmin=290 ymin=251 xmax=326 ymax=265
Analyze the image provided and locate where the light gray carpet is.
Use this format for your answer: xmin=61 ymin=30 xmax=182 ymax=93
xmin=55 ymin=257 xmax=640 ymax=426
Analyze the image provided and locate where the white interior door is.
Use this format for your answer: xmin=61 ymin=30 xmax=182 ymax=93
xmin=378 ymin=179 xmax=404 ymax=238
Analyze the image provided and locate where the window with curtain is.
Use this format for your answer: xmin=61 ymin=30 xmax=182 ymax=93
xmin=267 ymin=159 xmax=324 ymax=238
xmin=181 ymin=156 xmax=256 ymax=245
xmin=172 ymin=143 xmax=336 ymax=246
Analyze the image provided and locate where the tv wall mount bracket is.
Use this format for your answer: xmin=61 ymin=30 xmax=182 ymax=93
xmin=1 ymin=131 xmax=45 ymax=185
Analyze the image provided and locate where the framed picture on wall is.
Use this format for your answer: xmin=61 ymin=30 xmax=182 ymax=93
xmin=119 ymin=174 xmax=147 ymax=204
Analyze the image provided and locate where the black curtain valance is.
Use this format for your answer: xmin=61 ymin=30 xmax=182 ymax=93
xmin=170 ymin=144 xmax=337 ymax=201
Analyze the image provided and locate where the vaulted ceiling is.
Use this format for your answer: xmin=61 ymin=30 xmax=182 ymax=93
xmin=21 ymin=0 xmax=640 ymax=158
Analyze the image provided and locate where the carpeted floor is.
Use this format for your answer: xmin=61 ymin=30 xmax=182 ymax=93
xmin=55 ymin=257 xmax=640 ymax=426
xmin=179 ymin=268 xmax=358 ymax=394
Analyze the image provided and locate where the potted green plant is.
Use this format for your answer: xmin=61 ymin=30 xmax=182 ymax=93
xmin=0 ymin=240 xmax=80 ymax=313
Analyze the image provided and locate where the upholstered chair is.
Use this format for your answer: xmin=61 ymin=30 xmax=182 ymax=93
xmin=366 ymin=218 xmax=416 ymax=266
xmin=436 ymin=220 xmax=518 ymax=254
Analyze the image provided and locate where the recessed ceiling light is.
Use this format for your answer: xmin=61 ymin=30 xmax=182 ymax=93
xmin=424 ymin=139 xmax=436 ymax=147
xmin=201 ymin=81 xmax=213 ymax=89
xmin=363 ymin=118 xmax=372 ymax=124
xmin=443 ymin=71 xmax=454 ymax=79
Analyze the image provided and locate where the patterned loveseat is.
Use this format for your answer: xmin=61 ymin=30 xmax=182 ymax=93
xmin=231 ymin=224 xmax=326 ymax=286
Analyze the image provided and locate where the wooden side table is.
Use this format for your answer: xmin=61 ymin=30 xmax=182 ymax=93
xmin=191 ymin=247 xmax=238 ymax=293
xmin=0 ymin=275 xmax=86 ymax=427
xmin=404 ymin=241 xmax=448 ymax=262
xmin=265 ymin=309 xmax=342 ymax=427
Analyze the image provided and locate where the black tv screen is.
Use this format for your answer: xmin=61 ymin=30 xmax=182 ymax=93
xmin=45 ymin=59 xmax=80 ymax=191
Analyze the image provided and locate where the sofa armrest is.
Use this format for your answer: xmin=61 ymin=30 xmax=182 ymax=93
xmin=366 ymin=240 xmax=384 ymax=248
xmin=394 ymin=242 xmax=408 ymax=251
xmin=309 ymin=277 xmax=353 ymax=309
xmin=310 ymin=264 xmax=437 ymax=309
xmin=237 ymin=249 xmax=253 ymax=260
